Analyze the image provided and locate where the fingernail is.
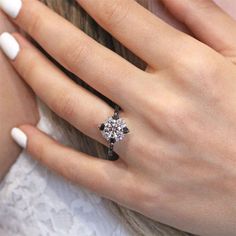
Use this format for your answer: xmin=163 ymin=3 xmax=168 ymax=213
xmin=0 ymin=0 xmax=22 ymax=18
xmin=0 ymin=32 xmax=20 ymax=60
xmin=11 ymin=127 xmax=28 ymax=149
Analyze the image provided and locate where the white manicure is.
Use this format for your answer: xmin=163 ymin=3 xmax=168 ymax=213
xmin=11 ymin=128 xmax=28 ymax=149
xmin=0 ymin=0 xmax=22 ymax=18
xmin=0 ymin=32 xmax=20 ymax=60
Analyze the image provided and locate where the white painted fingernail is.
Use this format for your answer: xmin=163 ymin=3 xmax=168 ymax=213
xmin=0 ymin=0 xmax=22 ymax=18
xmin=11 ymin=127 xmax=28 ymax=149
xmin=0 ymin=32 xmax=20 ymax=60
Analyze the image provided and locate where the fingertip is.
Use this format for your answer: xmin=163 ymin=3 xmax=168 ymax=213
xmin=0 ymin=32 xmax=20 ymax=60
xmin=11 ymin=126 xmax=28 ymax=148
xmin=11 ymin=124 xmax=39 ymax=150
xmin=0 ymin=0 xmax=22 ymax=19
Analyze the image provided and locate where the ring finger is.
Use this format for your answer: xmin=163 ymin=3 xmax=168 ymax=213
xmin=0 ymin=32 xmax=131 ymax=148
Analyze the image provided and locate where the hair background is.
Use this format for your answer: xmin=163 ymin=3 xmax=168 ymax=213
xmin=36 ymin=0 xmax=195 ymax=235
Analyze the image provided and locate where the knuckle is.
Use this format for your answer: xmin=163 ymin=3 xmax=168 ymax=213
xmin=174 ymin=46 xmax=216 ymax=73
xmin=26 ymin=4 xmax=43 ymax=36
xmin=101 ymin=0 xmax=131 ymax=28
xmin=176 ymin=51 xmax=213 ymax=76
xmin=163 ymin=103 xmax=193 ymax=133
xmin=28 ymin=16 xmax=42 ymax=36
xmin=52 ymin=91 xmax=78 ymax=120
xmin=193 ymin=0 xmax=216 ymax=10
xmin=174 ymin=51 xmax=222 ymax=97
xmin=64 ymin=40 xmax=89 ymax=70
xmin=188 ymin=54 xmax=222 ymax=102
xmin=191 ymin=53 xmax=219 ymax=78
xmin=163 ymin=103 xmax=204 ymax=140
xmin=185 ymin=0 xmax=216 ymax=25
xmin=19 ymin=52 xmax=39 ymax=83
xmin=136 ymin=96 xmax=165 ymax=132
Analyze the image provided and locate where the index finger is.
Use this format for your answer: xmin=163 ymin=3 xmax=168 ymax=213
xmin=0 ymin=0 xmax=145 ymax=107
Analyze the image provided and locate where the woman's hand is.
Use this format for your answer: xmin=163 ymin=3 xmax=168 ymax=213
xmin=0 ymin=11 xmax=38 ymax=180
xmin=1 ymin=0 xmax=236 ymax=235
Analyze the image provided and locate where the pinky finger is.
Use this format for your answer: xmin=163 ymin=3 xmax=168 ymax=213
xmin=10 ymin=125 xmax=132 ymax=205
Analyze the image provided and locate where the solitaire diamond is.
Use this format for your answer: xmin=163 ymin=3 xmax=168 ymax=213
xmin=99 ymin=116 xmax=129 ymax=143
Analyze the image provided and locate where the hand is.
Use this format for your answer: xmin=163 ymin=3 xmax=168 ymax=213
xmin=0 ymin=11 xmax=38 ymax=180
xmin=1 ymin=0 xmax=236 ymax=235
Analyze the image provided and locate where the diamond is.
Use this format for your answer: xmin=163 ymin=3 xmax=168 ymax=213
xmin=100 ymin=116 xmax=129 ymax=143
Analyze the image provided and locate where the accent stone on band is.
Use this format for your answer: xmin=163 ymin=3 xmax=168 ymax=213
xmin=99 ymin=123 xmax=105 ymax=131
xmin=123 ymin=127 xmax=129 ymax=134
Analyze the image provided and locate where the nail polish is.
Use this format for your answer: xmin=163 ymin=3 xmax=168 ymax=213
xmin=0 ymin=0 xmax=22 ymax=18
xmin=0 ymin=32 xmax=20 ymax=60
xmin=11 ymin=128 xmax=28 ymax=149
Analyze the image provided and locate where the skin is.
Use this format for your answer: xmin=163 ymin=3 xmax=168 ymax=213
xmin=2 ymin=0 xmax=236 ymax=235
xmin=150 ymin=0 xmax=236 ymax=30
xmin=1 ymin=1 xmax=234 ymax=181
xmin=0 ymin=12 xmax=38 ymax=180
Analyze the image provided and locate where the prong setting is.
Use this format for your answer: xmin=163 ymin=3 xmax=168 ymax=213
xmin=99 ymin=105 xmax=129 ymax=160
xmin=99 ymin=116 xmax=129 ymax=143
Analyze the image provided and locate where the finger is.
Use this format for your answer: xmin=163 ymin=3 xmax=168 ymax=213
xmin=0 ymin=0 xmax=144 ymax=106
xmin=76 ymin=0 xmax=196 ymax=69
xmin=161 ymin=0 xmax=236 ymax=59
xmin=0 ymin=32 xmax=115 ymax=146
xmin=11 ymin=125 xmax=133 ymax=207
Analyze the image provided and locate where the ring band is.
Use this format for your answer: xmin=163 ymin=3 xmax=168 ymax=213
xmin=99 ymin=105 xmax=130 ymax=160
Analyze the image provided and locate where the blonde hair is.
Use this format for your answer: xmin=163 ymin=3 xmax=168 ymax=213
xmin=37 ymin=0 xmax=193 ymax=235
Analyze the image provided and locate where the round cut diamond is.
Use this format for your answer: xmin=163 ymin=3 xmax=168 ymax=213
xmin=100 ymin=117 xmax=128 ymax=142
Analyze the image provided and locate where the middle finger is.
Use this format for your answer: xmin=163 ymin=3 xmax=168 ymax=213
xmin=77 ymin=0 xmax=195 ymax=69
xmin=0 ymin=0 xmax=146 ymax=108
